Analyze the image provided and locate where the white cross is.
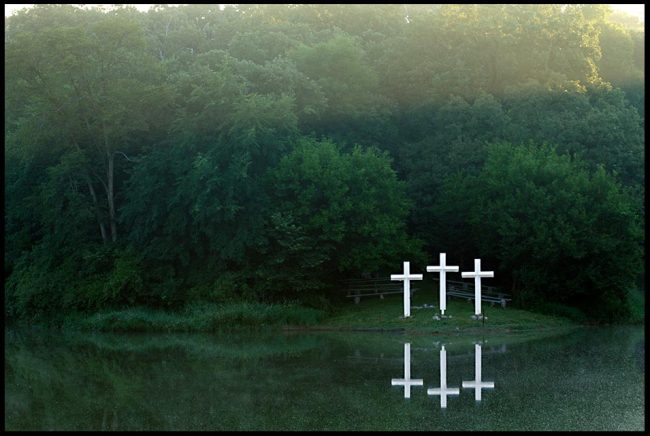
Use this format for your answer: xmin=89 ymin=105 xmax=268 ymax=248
xmin=462 ymin=344 xmax=494 ymax=401
xmin=426 ymin=253 xmax=459 ymax=315
xmin=427 ymin=345 xmax=459 ymax=408
xmin=391 ymin=342 xmax=423 ymax=398
xmin=461 ymin=258 xmax=494 ymax=315
xmin=391 ymin=261 xmax=423 ymax=318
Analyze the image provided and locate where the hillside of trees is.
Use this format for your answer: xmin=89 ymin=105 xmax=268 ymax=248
xmin=5 ymin=4 xmax=644 ymax=323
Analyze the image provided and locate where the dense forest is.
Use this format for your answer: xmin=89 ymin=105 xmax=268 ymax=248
xmin=5 ymin=4 xmax=644 ymax=324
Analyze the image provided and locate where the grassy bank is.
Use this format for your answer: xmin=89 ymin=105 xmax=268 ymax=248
xmin=48 ymin=286 xmax=586 ymax=334
xmin=293 ymin=291 xmax=578 ymax=335
xmin=60 ymin=301 xmax=327 ymax=333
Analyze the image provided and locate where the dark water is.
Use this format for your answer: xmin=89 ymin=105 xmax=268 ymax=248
xmin=4 ymin=326 xmax=644 ymax=431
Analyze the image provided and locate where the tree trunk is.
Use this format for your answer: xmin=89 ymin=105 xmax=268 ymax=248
xmin=70 ymin=135 xmax=108 ymax=243
xmin=85 ymin=175 xmax=108 ymax=242
xmin=510 ymin=275 xmax=518 ymax=300
xmin=101 ymin=119 xmax=118 ymax=243
xmin=107 ymin=152 xmax=117 ymax=242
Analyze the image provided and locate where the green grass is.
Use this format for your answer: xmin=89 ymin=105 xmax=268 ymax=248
xmin=306 ymin=288 xmax=577 ymax=335
xmin=59 ymin=282 xmax=589 ymax=334
xmin=67 ymin=301 xmax=327 ymax=332
xmin=626 ymin=287 xmax=645 ymax=324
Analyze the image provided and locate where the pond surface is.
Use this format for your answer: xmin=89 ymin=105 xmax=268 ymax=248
xmin=5 ymin=326 xmax=644 ymax=431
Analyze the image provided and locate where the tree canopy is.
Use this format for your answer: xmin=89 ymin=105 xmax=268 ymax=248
xmin=5 ymin=4 xmax=644 ymax=323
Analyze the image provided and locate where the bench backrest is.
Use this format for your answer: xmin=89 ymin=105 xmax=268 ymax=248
xmin=344 ymin=277 xmax=511 ymax=298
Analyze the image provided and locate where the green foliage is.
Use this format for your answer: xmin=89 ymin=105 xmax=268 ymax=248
xmin=5 ymin=244 xmax=150 ymax=322
xmin=256 ymin=138 xmax=423 ymax=301
xmin=435 ymin=143 xmax=642 ymax=321
xmin=290 ymin=33 xmax=394 ymax=147
xmin=624 ymin=288 xmax=645 ymax=325
xmin=532 ymin=302 xmax=588 ymax=324
xmin=73 ymin=302 xmax=326 ymax=332
xmin=502 ymin=83 xmax=644 ymax=186
xmin=4 ymin=4 xmax=644 ymax=325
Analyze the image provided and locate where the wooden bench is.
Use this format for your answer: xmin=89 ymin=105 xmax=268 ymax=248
xmin=430 ymin=277 xmax=510 ymax=307
xmin=436 ymin=278 xmax=501 ymax=294
xmin=445 ymin=287 xmax=512 ymax=308
xmin=343 ymin=278 xmax=419 ymax=304
xmin=343 ymin=276 xmax=508 ymax=306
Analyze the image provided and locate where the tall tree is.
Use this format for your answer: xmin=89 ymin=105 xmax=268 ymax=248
xmin=6 ymin=5 xmax=174 ymax=242
xmin=436 ymin=143 xmax=642 ymax=321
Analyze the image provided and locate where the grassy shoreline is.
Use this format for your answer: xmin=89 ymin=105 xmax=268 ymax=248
xmin=18 ymin=291 xmax=590 ymax=335
xmin=11 ymin=284 xmax=642 ymax=335
xmin=290 ymin=292 xmax=581 ymax=335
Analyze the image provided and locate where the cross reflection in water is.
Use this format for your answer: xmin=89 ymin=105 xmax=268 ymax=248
xmin=391 ymin=341 xmax=498 ymax=409
xmin=391 ymin=342 xmax=423 ymax=398
xmin=427 ymin=345 xmax=459 ymax=408
xmin=462 ymin=344 xmax=494 ymax=401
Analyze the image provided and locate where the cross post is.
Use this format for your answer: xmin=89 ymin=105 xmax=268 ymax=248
xmin=461 ymin=258 xmax=494 ymax=316
xmin=391 ymin=261 xmax=423 ymax=317
xmin=426 ymin=253 xmax=459 ymax=315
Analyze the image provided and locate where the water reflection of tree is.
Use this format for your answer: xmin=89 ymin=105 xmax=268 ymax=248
xmin=5 ymin=331 xmax=326 ymax=430
xmin=5 ymin=327 xmax=645 ymax=430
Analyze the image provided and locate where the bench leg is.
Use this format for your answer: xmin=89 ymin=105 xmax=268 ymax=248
xmin=501 ymin=299 xmax=506 ymax=308
xmin=354 ymin=296 xmax=360 ymax=304
xmin=379 ymin=294 xmax=384 ymax=299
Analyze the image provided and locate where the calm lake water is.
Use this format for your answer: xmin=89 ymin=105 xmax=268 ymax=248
xmin=5 ymin=326 xmax=644 ymax=431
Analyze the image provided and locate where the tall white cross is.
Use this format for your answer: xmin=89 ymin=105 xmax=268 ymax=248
xmin=461 ymin=258 xmax=494 ymax=316
xmin=427 ymin=345 xmax=459 ymax=408
xmin=391 ymin=261 xmax=423 ymax=318
xmin=426 ymin=253 xmax=459 ymax=315
xmin=391 ymin=342 xmax=423 ymax=398
xmin=462 ymin=344 xmax=494 ymax=401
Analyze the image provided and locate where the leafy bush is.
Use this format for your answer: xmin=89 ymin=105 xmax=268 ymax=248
xmin=257 ymin=137 xmax=424 ymax=300
xmin=74 ymin=302 xmax=326 ymax=332
xmin=533 ymin=302 xmax=588 ymax=323
xmin=435 ymin=143 xmax=643 ymax=322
